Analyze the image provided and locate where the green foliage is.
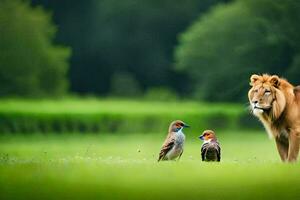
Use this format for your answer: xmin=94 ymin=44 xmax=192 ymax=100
xmin=175 ymin=0 xmax=300 ymax=102
xmin=144 ymin=87 xmax=178 ymax=101
xmin=0 ymin=0 xmax=71 ymax=97
xmin=1 ymin=132 xmax=300 ymax=200
xmin=32 ymin=0 xmax=222 ymax=96
xmin=110 ymin=72 xmax=142 ymax=97
xmin=0 ymin=99 xmax=258 ymax=133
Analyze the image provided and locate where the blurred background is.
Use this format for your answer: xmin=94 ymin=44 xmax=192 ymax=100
xmin=2 ymin=2 xmax=300 ymax=199
xmin=0 ymin=0 xmax=300 ymax=134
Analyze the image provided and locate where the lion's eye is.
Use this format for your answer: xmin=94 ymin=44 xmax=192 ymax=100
xmin=265 ymin=90 xmax=271 ymax=94
xmin=254 ymin=89 xmax=258 ymax=93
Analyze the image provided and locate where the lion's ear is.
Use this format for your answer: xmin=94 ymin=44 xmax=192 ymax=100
xmin=250 ymin=74 xmax=260 ymax=86
xmin=270 ymin=75 xmax=280 ymax=88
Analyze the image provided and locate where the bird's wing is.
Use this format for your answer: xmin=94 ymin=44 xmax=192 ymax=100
xmin=201 ymin=143 xmax=209 ymax=161
xmin=158 ymin=135 xmax=175 ymax=161
xmin=216 ymin=143 xmax=221 ymax=162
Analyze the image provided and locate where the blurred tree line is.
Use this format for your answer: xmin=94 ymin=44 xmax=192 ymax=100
xmin=0 ymin=0 xmax=70 ymax=96
xmin=30 ymin=0 xmax=225 ymax=98
xmin=1 ymin=0 xmax=299 ymax=102
xmin=176 ymin=0 xmax=300 ymax=101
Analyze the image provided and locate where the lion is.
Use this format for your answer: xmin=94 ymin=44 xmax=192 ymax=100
xmin=248 ymin=74 xmax=300 ymax=162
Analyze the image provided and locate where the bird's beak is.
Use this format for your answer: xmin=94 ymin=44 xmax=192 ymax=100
xmin=183 ymin=124 xmax=190 ymax=128
xmin=199 ymin=135 xmax=204 ymax=140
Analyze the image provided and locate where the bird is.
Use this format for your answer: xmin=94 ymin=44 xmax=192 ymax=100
xmin=199 ymin=130 xmax=221 ymax=162
xmin=158 ymin=120 xmax=190 ymax=161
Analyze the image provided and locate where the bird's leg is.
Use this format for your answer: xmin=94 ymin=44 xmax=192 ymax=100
xmin=177 ymin=151 xmax=183 ymax=162
xmin=287 ymin=129 xmax=300 ymax=162
xmin=275 ymin=134 xmax=289 ymax=162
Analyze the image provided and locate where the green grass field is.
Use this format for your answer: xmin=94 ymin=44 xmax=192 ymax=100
xmin=0 ymin=98 xmax=256 ymax=134
xmin=1 ymin=131 xmax=300 ymax=200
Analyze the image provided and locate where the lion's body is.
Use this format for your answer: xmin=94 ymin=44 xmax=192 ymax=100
xmin=248 ymin=74 xmax=300 ymax=162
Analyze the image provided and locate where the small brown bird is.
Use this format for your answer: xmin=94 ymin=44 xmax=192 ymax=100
xmin=158 ymin=120 xmax=190 ymax=161
xmin=199 ymin=130 xmax=221 ymax=162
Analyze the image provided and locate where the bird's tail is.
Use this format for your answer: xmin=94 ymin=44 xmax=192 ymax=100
xmin=157 ymin=155 xmax=164 ymax=162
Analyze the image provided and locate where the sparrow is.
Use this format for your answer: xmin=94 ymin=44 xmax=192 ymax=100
xmin=199 ymin=130 xmax=221 ymax=162
xmin=158 ymin=120 xmax=190 ymax=161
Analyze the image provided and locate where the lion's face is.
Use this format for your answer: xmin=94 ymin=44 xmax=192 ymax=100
xmin=248 ymin=81 xmax=274 ymax=116
xmin=248 ymin=74 xmax=285 ymax=118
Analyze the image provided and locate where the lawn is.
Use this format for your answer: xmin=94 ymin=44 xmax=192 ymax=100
xmin=1 ymin=131 xmax=300 ymax=200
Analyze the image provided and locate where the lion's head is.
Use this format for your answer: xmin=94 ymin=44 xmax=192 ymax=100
xmin=248 ymin=74 xmax=287 ymax=120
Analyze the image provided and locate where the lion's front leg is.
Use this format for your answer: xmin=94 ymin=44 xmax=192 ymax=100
xmin=287 ymin=130 xmax=300 ymax=162
xmin=275 ymin=135 xmax=289 ymax=162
